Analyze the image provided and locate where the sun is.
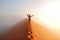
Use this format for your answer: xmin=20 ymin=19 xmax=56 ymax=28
xmin=33 ymin=1 xmax=60 ymax=34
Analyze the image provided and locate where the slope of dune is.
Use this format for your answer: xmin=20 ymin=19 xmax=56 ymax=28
xmin=31 ymin=21 xmax=59 ymax=40
xmin=0 ymin=19 xmax=29 ymax=40
xmin=0 ymin=19 xmax=60 ymax=40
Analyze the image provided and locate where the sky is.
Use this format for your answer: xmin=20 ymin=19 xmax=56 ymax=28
xmin=0 ymin=0 xmax=46 ymax=33
xmin=1 ymin=0 xmax=60 ymax=35
xmin=0 ymin=0 xmax=44 ymax=27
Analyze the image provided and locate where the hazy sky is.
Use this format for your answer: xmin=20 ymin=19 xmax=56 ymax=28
xmin=0 ymin=0 xmax=46 ymax=27
xmin=0 ymin=0 xmax=45 ymax=33
xmin=1 ymin=0 xmax=60 ymax=34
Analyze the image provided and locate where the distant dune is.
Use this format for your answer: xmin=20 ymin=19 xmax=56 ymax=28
xmin=0 ymin=19 xmax=60 ymax=40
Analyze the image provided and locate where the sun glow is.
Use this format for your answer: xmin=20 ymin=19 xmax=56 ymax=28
xmin=33 ymin=1 xmax=60 ymax=35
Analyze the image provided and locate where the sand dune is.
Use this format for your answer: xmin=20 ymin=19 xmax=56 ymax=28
xmin=31 ymin=21 xmax=59 ymax=40
xmin=0 ymin=19 xmax=60 ymax=40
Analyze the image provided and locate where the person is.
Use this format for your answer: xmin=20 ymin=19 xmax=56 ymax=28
xmin=27 ymin=14 xmax=34 ymax=22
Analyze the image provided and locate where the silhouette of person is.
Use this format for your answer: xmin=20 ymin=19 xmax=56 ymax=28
xmin=27 ymin=14 xmax=34 ymax=22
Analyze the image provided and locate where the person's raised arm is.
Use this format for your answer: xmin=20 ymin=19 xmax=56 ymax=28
xmin=30 ymin=15 xmax=34 ymax=17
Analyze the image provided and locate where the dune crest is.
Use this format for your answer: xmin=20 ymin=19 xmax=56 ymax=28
xmin=0 ymin=19 xmax=60 ymax=40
